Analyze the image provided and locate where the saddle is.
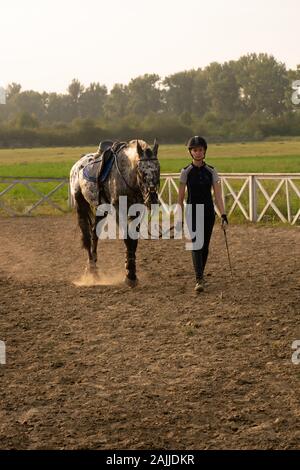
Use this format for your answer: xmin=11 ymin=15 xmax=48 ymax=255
xmin=82 ymin=140 xmax=127 ymax=202
xmin=82 ymin=141 xmax=125 ymax=182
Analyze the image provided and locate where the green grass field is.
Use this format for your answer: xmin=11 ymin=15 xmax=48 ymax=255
xmin=0 ymin=141 xmax=299 ymax=221
xmin=1 ymin=141 xmax=300 ymax=176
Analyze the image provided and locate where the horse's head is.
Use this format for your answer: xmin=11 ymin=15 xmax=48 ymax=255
xmin=133 ymin=139 xmax=160 ymax=209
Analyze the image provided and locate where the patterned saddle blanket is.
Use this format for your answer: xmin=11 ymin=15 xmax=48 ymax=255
xmin=82 ymin=141 xmax=127 ymax=184
xmin=82 ymin=152 xmax=114 ymax=183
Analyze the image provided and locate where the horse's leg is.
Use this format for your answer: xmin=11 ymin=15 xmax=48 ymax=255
xmin=90 ymin=213 xmax=107 ymax=277
xmin=75 ymin=190 xmax=95 ymax=274
xmin=91 ymin=216 xmax=99 ymax=266
xmin=123 ymin=230 xmax=139 ymax=287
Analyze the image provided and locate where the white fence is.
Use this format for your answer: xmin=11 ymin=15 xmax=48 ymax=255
xmin=0 ymin=176 xmax=71 ymax=216
xmin=0 ymin=173 xmax=299 ymax=224
xmin=158 ymin=173 xmax=300 ymax=225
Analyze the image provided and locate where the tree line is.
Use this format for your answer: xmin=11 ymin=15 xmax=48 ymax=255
xmin=0 ymin=53 xmax=300 ymax=147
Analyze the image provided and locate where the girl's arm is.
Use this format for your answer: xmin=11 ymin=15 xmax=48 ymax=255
xmin=213 ymin=181 xmax=228 ymax=226
xmin=177 ymin=183 xmax=186 ymax=210
xmin=177 ymin=183 xmax=186 ymax=226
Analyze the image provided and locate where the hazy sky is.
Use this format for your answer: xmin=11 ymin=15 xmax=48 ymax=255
xmin=0 ymin=0 xmax=299 ymax=93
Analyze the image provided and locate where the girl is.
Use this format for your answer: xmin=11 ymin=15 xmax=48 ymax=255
xmin=177 ymin=136 xmax=228 ymax=292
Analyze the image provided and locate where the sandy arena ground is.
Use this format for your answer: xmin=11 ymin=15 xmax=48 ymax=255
xmin=0 ymin=215 xmax=299 ymax=449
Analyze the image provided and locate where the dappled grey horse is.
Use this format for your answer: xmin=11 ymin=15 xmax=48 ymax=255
xmin=70 ymin=139 xmax=160 ymax=286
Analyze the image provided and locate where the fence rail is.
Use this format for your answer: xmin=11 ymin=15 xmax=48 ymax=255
xmin=0 ymin=177 xmax=71 ymax=216
xmin=158 ymin=173 xmax=300 ymax=225
xmin=0 ymin=173 xmax=299 ymax=224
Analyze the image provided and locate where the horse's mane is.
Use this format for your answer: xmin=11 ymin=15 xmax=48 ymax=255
xmin=128 ymin=139 xmax=151 ymax=150
xmin=124 ymin=139 xmax=153 ymax=162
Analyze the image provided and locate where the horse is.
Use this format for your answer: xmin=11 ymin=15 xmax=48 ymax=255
xmin=70 ymin=139 xmax=160 ymax=286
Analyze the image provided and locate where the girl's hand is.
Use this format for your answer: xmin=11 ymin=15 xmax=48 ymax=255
xmin=221 ymin=214 xmax=228 ymax=230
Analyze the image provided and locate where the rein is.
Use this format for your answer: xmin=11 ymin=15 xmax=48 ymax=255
xmin=112 ymin=146 xmax=137 ymax=194
xmin=146 ymin=208 xmax=176 ymax=239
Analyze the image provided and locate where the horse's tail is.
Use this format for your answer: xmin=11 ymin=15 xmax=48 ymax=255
xmin=74 ymin=190 xmax=93 ymax=251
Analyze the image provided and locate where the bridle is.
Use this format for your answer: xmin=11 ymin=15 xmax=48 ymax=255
xmin=112 ymin=146 xmax=174 ymax=239
xmin=113 ymin=148 xmax=159 ymax=197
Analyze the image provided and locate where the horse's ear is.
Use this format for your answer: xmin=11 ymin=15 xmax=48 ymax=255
xmin=153 ymin=138 xmax=159 ymax=157
xmin=136 ymin=139 xmax=143 ymax=158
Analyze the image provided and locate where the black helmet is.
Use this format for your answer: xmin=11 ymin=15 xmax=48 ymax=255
xmin=187 ymin=136 xmax=207 ymax=151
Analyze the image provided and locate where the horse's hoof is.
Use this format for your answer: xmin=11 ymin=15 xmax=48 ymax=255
xmin=84 ymin=266 xmax=99 ymax=280
xmin=84 ymin=266 xmax=90 ymax=274
xmin=124 ymin=276 xmax=138 ymax=288
xmin=91 ymin=271 xmax=100 ymax=281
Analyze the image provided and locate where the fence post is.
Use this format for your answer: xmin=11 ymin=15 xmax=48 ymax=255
xmin=68 ymin=182 xmax=74 ymax=209
xmin=249 ymin=175 xmax=257 ymax=222
xmin=286 ymin=179 xmax=291 ymax=223
xmin=221 ymin=177 xmax=225 ymax=213
xmin=168 ymin=177 xmax=172 ymax=206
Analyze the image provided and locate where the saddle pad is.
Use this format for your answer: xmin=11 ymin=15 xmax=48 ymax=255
xmin=82 ymin=153 xmax=114 ymax=183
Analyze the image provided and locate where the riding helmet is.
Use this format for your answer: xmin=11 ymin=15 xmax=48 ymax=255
xmin=187 ymin=136 xmax=207 ymax=151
